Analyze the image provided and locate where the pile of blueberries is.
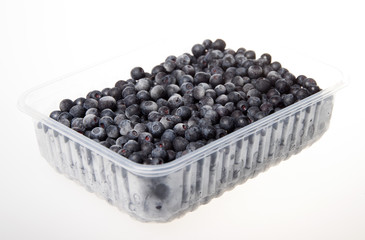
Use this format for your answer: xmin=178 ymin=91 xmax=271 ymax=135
xmin=49 ymin=39 xmax=321 ymax=165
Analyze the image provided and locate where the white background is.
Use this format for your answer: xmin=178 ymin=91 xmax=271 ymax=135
xmin=1 ymin=0 xmax=365 ymax=239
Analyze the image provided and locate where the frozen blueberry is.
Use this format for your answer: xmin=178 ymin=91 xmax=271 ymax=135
xmin=140 ymin=101 xmax=158 ymax=116
xmin=235 ymin=116 xmax=250 ymax=128
xmin=98 ymin=96 xmax=116 ymax=111
xmin=106 ymin=125 xmax=120 ymax=139
xmin=50 ymin=110 xmax=62 ymax=120
xmin=90 ymin=127 xmax=107 ymax=141
xmin=282 ymin=94 xmax=296 ymax=106
xmin=69 ymin=105 xmax=85 ymax=118
xmin=295 ymin=88 xmax=310 ymax=100
xmin=59 ymin=118 xmax=70 ymax=127
xmin=119 ymin=119 xmax=133 ymax=136
xmin=130 ymin=67 xmax=145 ymax=80
xmin=87 ymin=90 xmax=102 ymax=100
xmin=58 ymin=112 xmax=73 ymax=121
xmin=201 ymin=125 xmax=216 ymax=140
xmin=173 ymin=136 xmax=189 ymax=152
xmin=110 ymin=145 xmax=122 ymax=153
xmin=125 ymin=104 xmax=140 ymax=119
xmin=220 ymin=116 xmax=234 ymax=131
xmin=73 ymin=97 xmax=86 ymax=106
xmin=83 ymin=98 xmax=98 ymax=110
xmin=123 ymin=140 xmax=140 ymax=152
xmin=136 ymin=90 xmax=151 ymax=101
xmin=173 ymin=123 xmax=187 ymax=136
xmin=150 ymin=85 xmax=166 ymax=101
xmin=159 ymin=115 xmax=175 ymax=129
xmin=185 ymin=126 xmax=201 ymax=142
xmin=168 ymin=94 xmax=183 ymax=109
xmin=148 ymin=121 xmax=165 ymax=138
xmin=83 ymin=114 xmax=100 ymax=129
xmin=275 ymin=79 xmax=290 ymax=94
xmin=59 ymin=99 xmax=75 ymax=112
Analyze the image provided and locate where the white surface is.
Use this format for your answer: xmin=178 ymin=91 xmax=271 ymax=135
xmin=1 ymin=0 xmax=364 ymax=239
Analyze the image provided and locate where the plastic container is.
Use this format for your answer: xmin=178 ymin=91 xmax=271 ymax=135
xmin=18 ymin=42 xmax=346 ymax=222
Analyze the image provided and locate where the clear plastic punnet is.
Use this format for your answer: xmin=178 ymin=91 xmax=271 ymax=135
xmin=18 ymin=41 xmax=346 ymax=222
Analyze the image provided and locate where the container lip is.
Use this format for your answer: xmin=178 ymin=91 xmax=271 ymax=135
xmin=18 ymin=48 xmax=348 ymax=177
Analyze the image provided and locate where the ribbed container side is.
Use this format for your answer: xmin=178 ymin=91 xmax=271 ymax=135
xmin=32 ymin=95 xmax=335 ymax=222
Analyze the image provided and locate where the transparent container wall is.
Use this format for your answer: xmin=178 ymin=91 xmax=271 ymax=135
xmin=21 ymin=40 xmax=344 ymax=222
xmin=33 ymin=94 xmax=334 ymax=222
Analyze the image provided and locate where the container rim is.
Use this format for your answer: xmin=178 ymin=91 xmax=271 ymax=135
xmin=18 ymin=47 xmax=348 ymax=177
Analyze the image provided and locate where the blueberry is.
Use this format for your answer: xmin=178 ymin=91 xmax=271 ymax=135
xmin=166 ymin=150 xmax=176 ymax=162
xmin=85 ymin=108 xmax=100 ymax=117
xmin=69 ymin=105 xmax=85 ymax=118
xmin=271 ymin=61 xmax=282 ymax=71
xmin=237 ymin=100 xmax=249 ymax=113
xmin=168 ymin=94 xmax=183 ymax=109
xmin=123 ymin=94 xmax=139 ymax=107
xmin=114 ymin=80 xmax=127 ymax=89
xmin=119 ymin=119 xmax=133 ymax=135
xmin=101 ymin=88 xmax=110 ymax=96
xmin=50 ymin=110 xmax=62 ymax=120
xmin=260 ymin=102 xmax=274 ymax=114
xmin=150 ymin=85 xmax=166 ymax=101
xmin=110 ymin=145 xmax=122 ymax=153
xmin=308 ymin=85 xmax=320 ymax=94
xmin=175 ymin=106 xmax=192 ymax=120
xmin=90 ymin=127 xmax=107 ymax=141
xmin=185 ymin=126 xmax=201 ymax=142
xmin=98 ymin=116 xmax=114 ymax=129
xmin=145 ymin=157 xmax=164 ymax=165
xmin=166 ymin=84 xmax=180 ymax=97
xmin=212 ymin=39 xmax=226 ymax=51
xmin=58 ymin=112 xmax=73 ymax=121
xmin=98 ymin=96 xmax=116 ymax=111
xmin=247 ymin=65 xmax=263 ymax=79
xmin=254 ymin=111 xmax=266 ymax=120
xmin=216 ymin=94 xmax=228 ymax=105
xmin=151 ymin=147 xmax=167 ymax=160
xmin=130 ymin=67 xmax=145 ymax=80
xmin=173 ymin=136 xmax=189 ymax=152
xmin=87 ymin=90 xmax=102 ymax=100
xmin=58 ymin=118 xmax=70 ymax=127
xmin=161 ymin=129 xmax=176 ymax=142
xmin=128 ymin=152 xmax=144 ymax=164
xmin=216 ymin=128 xmax=228 ymax=139
xmin=123 ymin=140 xmax=140 ymax=152
xmin=158 ymin=106 xmax=170 ymax=115
xmin=222 ymin=54 xmax=236 ymax=69
xmin=122 ymin=86 xmax=136 ymax=99
xmin=282 ymin=94 xmax=296 ymax=106
xmin=204 ymin=109 xmax=219 ymax=124
xmin=201 ymin=125 xmax=216 ymax=140
xmin=139 ymin=100 xmax=158 ymax=116
xmin=295 ymin=88 xmax=310 ymax=100
xmin=192 ymin=43 xmax=205 ymax=57
xmin=275 ymin=79 xmax=290 ymax=94
xmin=176 ymin=54 xmax=190 ymax=68
xmin=118 ymin=148 xmax=132 ymax=158
xmin=125 ymin=104 xmax=140 ymax=119
xmin=148 ymin=121 xmax=165 ymax=138
xmin=235 ymin=116 xmax=250 ymax=128
xmin=255 ymin=78 xmax=271 ymax=93
xmin=173 ymin=123 xmax=187 ymax=136
xmin=267 ymin=88 xmax=280 ymax=98
xmin=133 ymin=123 xmax=147 ymax=133
xmin=136 ymin=90 xmax=151 ymax=101
xmin=267 ymin=71 xmax=282 ymax=84
xmin=224 ymin=102 xmax=235 ymax=113
xmin=151 ymin=65 xmax=166 ymax=76
xmin=296 ymin=75 xmax=307 ymax=86
xmin=108 ymin=87 xmax=123 ymax=101
xmin=182 ymin=65 xmax=195 ymax=76
xmin=83 ymin=114 xmax=100 ymax=129
xmin=83 ymin=98 xmax=98 ymax=110
xmin=194 ymin=72 xmax=210 ymax=84
xmin=106 ymin=125 xmax=120 ymax=139
xmin=140 ymin=142 xmax=154 ymax=155
xmin=138 ymin=132 xmax=153 ymax=144
xmin=220 ymin=116 xmax=234 ymax=131
xmin=248 ymin=96 xmax=262 ymax=107
xmin=163 ymin=59 xmax=176 ymax=72
xmin=205 ymin=89 xmax=217 ymax=100
xmin=269 ymin=95 xmax=282 ymax=107
xmin=159 ymin=115 xmax=175 ymax=129
xmin=73 ymin=97 xmax=86 ymax=106
xmin=244 ymin=50 xmax=256 ymax=59
xmin=148 ymin=111 xmax=163 ymax=122
xmin=202 ymin=39 xmax=213 ymax=49
xmin=59 ymin=99 xmax=75 ymax=112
